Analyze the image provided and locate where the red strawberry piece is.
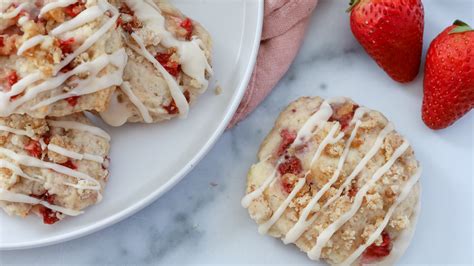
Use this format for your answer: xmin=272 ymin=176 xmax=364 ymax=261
xmin=42 ymin=132 xmax=51 ymax=145
xmin=180 ymin=18 xmax=193 ymax=40
xmin=329 ymin=104 xmax=359 ymax=132
xmin=0 ymin=36 xmax=4 ymax=47
xmin=7 ymin=71 xmax=19 ymax=90
xmin=277 ymin=129 xmax=297 ymax=156
xmin=38 ymin=206 xmax=60 ymax=224
xmin=164 ymin=91 xmax=190 ymax=114
xmin=163 ymin=100 xmax=179 ymax=114
xmin=24 ymin=139 xmax=42 ymax=158
xmin=183 ymin=90 xmax=191 ymax=103
xmin=119 ymin=3 xmax=134 ymax=15
xmin=59 ymin=62 xmax=75 ymax=73
xmin=117 ymin=4 xmax=142 ymax=33
xmin=31 ymin=192 xmax=60 ymax=224
xmin=422 ymin=20 xmax=474 ymax=129
xmin=9 ymin=93 xmax=23 ymax=101
xmin=278 ymin=156 xmax=303 ymax=176
xmin=66 ymin=96 xmax=79 ymax=107
xmin=347 ymin=183 xmax=358 ymax=198
xmin=155 ymin=51 xmax=181 ymax=77
xmin=362 ymin=231 xmax=392 ymax=260
xmin=61 ymin=159 xmax=77 ymax=170
xmin=281 ymin=175 xmax=296 ymax=194
xmin=64 ymin=1 xmax=86 ymax=18
xmin=31 ymin=191 xmax=56 ymax=205
xmin=348 ymin=0 xmax=424 ymax=82
xmin=59 ymin=38 xmax=75 ymax=56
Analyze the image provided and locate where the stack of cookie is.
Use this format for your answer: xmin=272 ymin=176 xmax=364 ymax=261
xmin=0 ymin=0 xmax=212 ymax=224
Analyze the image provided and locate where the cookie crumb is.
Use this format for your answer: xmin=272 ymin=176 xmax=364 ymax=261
xmin=215 ymin=85 xmax=223 ymax=95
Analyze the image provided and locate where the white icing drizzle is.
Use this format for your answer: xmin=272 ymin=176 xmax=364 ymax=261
xmin=52 ymin=0 xmax=119 ymax=75
xmin=320 ymin=123 xmax=395 ymax=211
xmin=0 ymin=147 xmax=101 ymax=190
xmin=0 ymin=188 xmax=82 ymax=216
xmin=47 ymin=144 xmax=104 ymax=163
xmin=129 ymin=33 xmax=189 ymax=118
xmin=17 ymin=15 xmax=28 ymax=26
xmin=0 ymin=0 xmax=124 ymax=117
xmin=30 ymin=49 xmax=127 ymax=110
xmin=309 ymin=123 xmax=341 ymax=166
xmin=284 ymin=108 xmax=383 ymax=244
xmin=51 ymin=6 xmax=104 ymax=36
xmin=114 ymin=0 xmax=215 ymax=119
xmin=263 ymin=122 xmax=342 ymax=235
xmin=38 ymin=0 xmax=78 ymax=18
xmin=258 ymin=178 xmax=306 ymax=234
xmin=0 ymin=49 xmax=126 ymax=115
xmin=7 ymin=72 xmax=43 ymax=97
xmin=99 ymin=90 xmax=133 ymax=127
xmin=341 ymin=167 xmax=422 ymax=265
xmin=241 ymin=99 xmax=338 ymax=208
xmin=0 ymin=159 xmax=43 ymax=183
xmin=17 ymin=35 xmax=46 ymax=56
xmin=241 ymin=167 xmax=277 ymax=208
xmin=293 ymin=102 xmax=333 ymax=147
xmin=124 ymin=0 xmax=213 ymax=89
xmin=0 ymin=125 xmax=34 ymax=138
xmin=120 ymin=82 xmax=152 ymax=123
xmin=308 ymin=141 xmax=411 ymax=260
xmin=283 ymin=119 xmax=363 ymax=244
xmin=382 ymin=188 xmax=421 ymax=265
xmin=46 ymin=120 xmax=111 ymax=141
xmin=39 ymin=138 xmax=47 ymax=150
xmin=0 ymin=2 xmax=28 ymax=19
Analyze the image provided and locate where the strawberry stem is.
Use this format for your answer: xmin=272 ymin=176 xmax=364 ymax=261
xmin=449 ymin=20 xmax=473 ymax=34
xmin=346 ymin=0 xmax=361 ymax=13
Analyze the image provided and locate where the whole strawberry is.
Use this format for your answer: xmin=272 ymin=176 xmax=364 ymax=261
xmin=348 ymin=0 xmax=424 ymax=83
xmin=422 ymin=20 xmax=474 ymax=129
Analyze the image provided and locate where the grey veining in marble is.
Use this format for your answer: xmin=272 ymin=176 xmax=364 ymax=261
xmin=1 ymin=0 xmax=473 ymax=264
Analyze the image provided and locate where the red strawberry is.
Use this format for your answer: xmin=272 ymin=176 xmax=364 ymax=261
xmin=362 ymin=231 xmax=392 ymax=261
xmin=278 ymin=156 xmax=302 ymax=176
xmin=38 ymin=206 xmax=60 ymax=224
xmin=348 ymin=0 xmax=424 ymax=82
xmin=58 ymin=38 xmax=75 ymax=56
xmin=24 ymin=139 xmax=42 ymax=158
xmin=422 ymin=20 xmax=474 ymax=129
xmin=180 ymin=18 xmax=193 ymax=40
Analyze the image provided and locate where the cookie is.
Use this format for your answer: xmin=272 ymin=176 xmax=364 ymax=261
xmin=100 ymin=0 xmax=213 ymax=125
xmin=0 ymin=0 xmax=126 ymax=118
xmin=0 ymin=113 xmax=110 ymax=224
xmin=242 ymin=97 xmax=421 ymax=265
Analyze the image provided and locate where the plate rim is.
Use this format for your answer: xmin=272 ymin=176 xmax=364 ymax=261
xmin=0 ymin=0 xmax=264 ymax=250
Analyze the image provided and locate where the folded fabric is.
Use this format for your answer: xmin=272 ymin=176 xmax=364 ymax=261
xmin=228 ymin=0 xmax=319 ymax=128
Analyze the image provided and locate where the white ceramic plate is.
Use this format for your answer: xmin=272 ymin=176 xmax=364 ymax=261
xmin=0 ymin=0 xmax=264 ymax=250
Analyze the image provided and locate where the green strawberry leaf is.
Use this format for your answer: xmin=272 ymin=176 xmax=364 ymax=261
xmin=449 ymin=20 xmax=473 ymax=34
xmin=346 ymin=0 xmax=361 ymax=13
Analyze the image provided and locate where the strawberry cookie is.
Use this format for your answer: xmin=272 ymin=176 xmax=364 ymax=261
xmin=100 ymin=0 xmax=213 ymax=126
xmin=0 ymin=113 xmax=110 ymax=224
xmin=0 ymin=0 xmax=126 ymax=118
xmin=242 ymin=97 xmax=421 ymax=265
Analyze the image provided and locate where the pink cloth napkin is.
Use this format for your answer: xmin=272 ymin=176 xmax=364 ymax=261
xmin=228 ymin=0 xmax=319 ymax=128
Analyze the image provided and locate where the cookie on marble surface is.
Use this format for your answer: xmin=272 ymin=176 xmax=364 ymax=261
xmin=0 ymin=0 xmax=126 ymax=118
xmin=0 ymin=113 xmax=110 ymax=224
xmin=242 ymin=96 xmax=421 ymax=265
xmin=100 ymin=0 xmax=213 ymax=125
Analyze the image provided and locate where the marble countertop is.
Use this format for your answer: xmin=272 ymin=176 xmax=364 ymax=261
xmin=1 ymin=0 xmax=473 ymax=264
